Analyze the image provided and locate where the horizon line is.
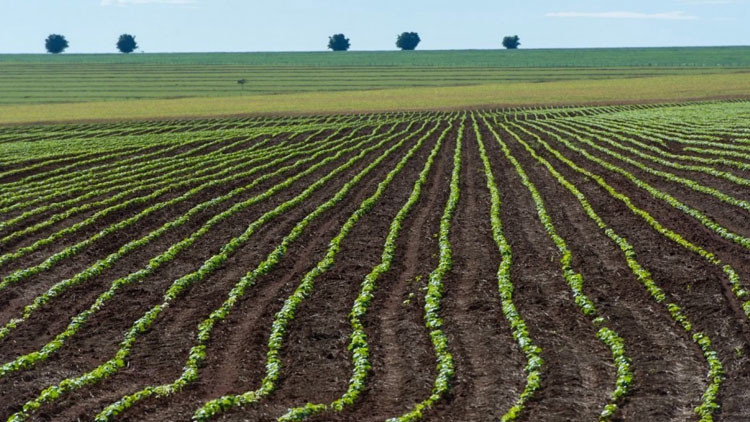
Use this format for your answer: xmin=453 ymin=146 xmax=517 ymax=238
xmin=1 ymin=44 xmax=749 ymax=55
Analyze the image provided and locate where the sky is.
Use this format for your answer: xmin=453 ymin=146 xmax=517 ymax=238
xmin=0 ymin=0 xmax=748 ymax=53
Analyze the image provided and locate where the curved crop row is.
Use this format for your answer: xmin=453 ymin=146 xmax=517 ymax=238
xmin=385 ymin=118 xmax=463 ymax=422
xmin=519 ymin=122 xmax=750 ymax=252
xmin=280 ymin=118 xmax=459 ymax=421
xmin=0 ymin=125 xmax=384 ymax=287
xmin=471 ymin=114 xmax=543 ymax=421
xmin=93 ymin=120 xmax=437 ymax=422
xmin=0 ymin=124 xmax=408 ymax=350
xmin=511 ymin=120 xmax=750 ymax=317
xmin=503 ymin=118 xmax=725 ymax=419
xmin=191 ymin=120 xmax=447 ymax=421
xmin=4 ymin=120 xmax=431 ymax=422
xmin=483 ymin=116 xmax=633 ymax=420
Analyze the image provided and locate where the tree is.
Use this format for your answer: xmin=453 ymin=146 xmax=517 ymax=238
xmin=396 ymin=32 xmax=420 ymax=50
xmin=328 ymin=34 xmax=350 ymax=51
xmin=116 ymin=34 xmax=138 ymax=53
xmin=502 ymin=35 xmax=520 ymax=49
xmin=45 ymin=34 xmax=69 ymax=54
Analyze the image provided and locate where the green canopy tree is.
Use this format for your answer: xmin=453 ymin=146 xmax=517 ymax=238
xmin=45 ymin=34 xmax=69 ymax=54
xmin=328 ymin=34 xmax=350 ymax=51
xmin=116 ymin=34 xmax=138 ymax=53
xmin=502 ymin=35 xmax=521 ymax=49
xmin=396 ymin=32 xmax=421 ymax=50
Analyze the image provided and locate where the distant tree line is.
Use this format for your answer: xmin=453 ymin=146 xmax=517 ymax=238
xmin=44 ymin=33 xmax=139 ymax=54
xmin=44 ymin=32 xmax=521 ymax=54
xmin=328 ymin=32 xmax=518 ymax=51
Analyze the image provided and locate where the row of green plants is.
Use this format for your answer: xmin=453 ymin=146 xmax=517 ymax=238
xmin=0 ymin=129 xmax=285 ymax=220
xmin=94 ymin=120 xmax=433 ymax=422
xmin=540 ymin=120 xmax=750 ymax=211
xmin=191 ymin=121 xmax=445 ymax=421
xmin=522 ymin=121 xmax=750 ymax=252
xmin=518 ymin=119 xmax=750 ymax=316
xmin=561 ymin=119 xmax=750 ymax=186
xmin=0 ymin=124 xmax=405 ymax=350
xmin=5 ymin=120 xmax=430 ymax=422
xmin=0 ymin=129 xmax=335 ymax=258
xmin=280 ymin=119 xmax=458 ymax=421
xmin=383 ymin=119 xmax=463 ymax=422
xmin=484 ymin=116 xmax=632 ymax=420
xmin=505 ymin=119 xmax=725 ymax=420
xmin=471 ymin=114 xmax=543 ymax=421
xmin=0 ymin=125 xmax=374 ymax=288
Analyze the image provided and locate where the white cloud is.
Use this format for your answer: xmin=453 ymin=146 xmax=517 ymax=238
xmin=545 ymin=11 xmax=698 ymax=20
xmin=101 ymin=0 xmax=197 ymax=6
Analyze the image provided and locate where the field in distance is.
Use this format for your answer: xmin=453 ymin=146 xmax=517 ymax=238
xmin=1 ymin=47 xmax=749 ymax=105
xmin=0 ymin=101 xmax=749 ymax=421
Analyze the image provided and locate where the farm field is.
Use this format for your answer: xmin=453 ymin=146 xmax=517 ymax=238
xmin=3 ymin=47 xmax=750 ymax=105
xmin=1 ymin=47 xmax=749 ymax=125
xmin=0 ymin=100 xmax=749 ymax=421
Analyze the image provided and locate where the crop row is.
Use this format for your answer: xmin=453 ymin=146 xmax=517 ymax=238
xmin=502 ymin=119 xmax=725 ymax=419
xmin=5 ymin=120 xmax=432 ymax=422
xmin=483 ymin=115 xmax=632 ymax=420
xmin=191 ymin=120 xmax=445 ymax=420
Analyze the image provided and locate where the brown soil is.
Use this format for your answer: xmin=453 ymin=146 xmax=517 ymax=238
xmin=1 ymin=107 xmax=749 ymax=422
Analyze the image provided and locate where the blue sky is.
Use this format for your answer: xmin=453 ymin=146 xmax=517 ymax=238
xmin=0 ymin=0 xmax=748 ymax=53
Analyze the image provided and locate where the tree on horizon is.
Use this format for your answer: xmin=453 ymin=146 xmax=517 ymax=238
xmin=45 ymin=34 xmax=69 ymax=54
xmin=396 ymin=32 xmax=420 ymax=50
xmin=116 ymin=34 xmax=138 ymax=53
xmin=502 ymin=35 xmax=521 ymax=49
xmin=328 ymin=34 xmax=350 ymax=51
